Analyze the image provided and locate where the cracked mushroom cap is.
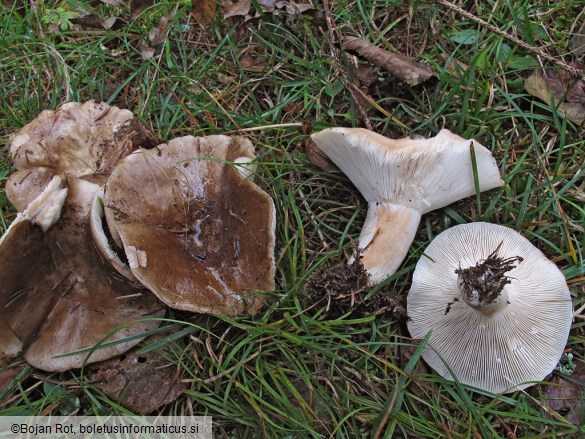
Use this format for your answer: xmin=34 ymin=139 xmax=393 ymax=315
xmin=0 ymin=175 xmax=164 ymax=372
xmin=9 ymin=100 xmax=155 ymax=176
xmin=311 ymin=128 xmax=503 ymax=284
xmin=104 ymin=135 xmax=276 ymax=316
xmin=406 ymin=222 xmax=573 ymax=393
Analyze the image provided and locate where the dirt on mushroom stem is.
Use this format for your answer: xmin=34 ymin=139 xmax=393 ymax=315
xmin=452 ymin=243 xmax=524 ymax=313
xmin=305 ymin=258 xmax=407 ymax=319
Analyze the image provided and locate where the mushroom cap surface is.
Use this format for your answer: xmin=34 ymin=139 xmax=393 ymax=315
xmin=0 ymin=175 xmax=165 ymax=371
xmin=407 ymin=222 xmax=573 ymax=393
xmin=9 ymin=100 xmax=155 ymax=176
xmin=311 ymin=128 xmax=503 ymax=213
xmin=5 ymin=167 xmax=60 ymax=213
xmin=104 ymin=135 xmax=276 ymax=316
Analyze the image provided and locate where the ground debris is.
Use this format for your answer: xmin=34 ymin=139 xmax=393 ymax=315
xmin=305 ymin=260 xmax=406 ymax=319
xmin=540 ymin=358 xmax=585 ymax=426
xmin=90 ymin=336 xmax=186 ymax=414
xmin=525 ymin=68 xmax=585 ymax=126
xmin=192 ymin=0 xmax=216 ymax=26
xmin=342 ymin=36 xmax=436 ymax=87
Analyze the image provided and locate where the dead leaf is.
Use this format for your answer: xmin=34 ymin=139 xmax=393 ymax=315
xmin=101 ymin=0 xmax=121 ymax=5
xmin=129 ymin=0 xmax=153 ymax=18
xmin=525 ymin=69 xmax=585 ymax=126
xmin=192 ymin=0 xmax=216 ymax=26
xmin=149 ymin=10 xmax=175 ymax=46
xmin=70 ymin=13 xmax=126 ymax=30
xmin=248 ymin=0 xmax=313 ymax=16
xmin=542 ymin=359 xmax=585 ymax=425
xmin=90 ymin=337 xmax=186 ymax=414
xmin=137 ymin=43 xmax=155 ymax=60
xmin=222 ymin=0 xmax=251 ymax=18
xmin=273 ymin=0 xmax=313 ymax=15
xmin=306 ymin=140 xmax=336 ymax=172
xmin=240 ymin=53 xmax=266 ymax=72
xmin=353 ymin=64 xmax=378 ymax=88
xmin=342 ymin=36 xmax=436 ymax=87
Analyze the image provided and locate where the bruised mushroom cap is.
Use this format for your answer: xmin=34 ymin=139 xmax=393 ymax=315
xmin=104 ymin=135 xmax=276 ymax=316
xmin=9 ymin=100 xmax=155 ymax=176
xmin=311 ymin=128 xmax=503 ymax=284
xmin=406 ymin=222 xmax=573 ymax=393
xmin=0 ymin=175 xmax=164 ymax=372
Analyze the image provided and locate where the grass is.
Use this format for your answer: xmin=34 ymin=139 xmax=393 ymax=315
xmin=1 ymin=0 xmax=584 ymax=437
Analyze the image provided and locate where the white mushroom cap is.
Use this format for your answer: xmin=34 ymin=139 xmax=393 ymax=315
xmin=311 ymin=128 xmax=503 ymax=284
xmin=407 ymin=222 xmax=573 ymax=394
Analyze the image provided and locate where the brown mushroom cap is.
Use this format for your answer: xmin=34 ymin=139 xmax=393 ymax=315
xmin=104 ymin=135 xmax=276 ymax=316
xmin=0 ymin=175 xmax=165 ymax=372
xmin=407 ymin=222 xmax=573 ymax=393
xmin=9 ymin=100 xmax=155 ymax=176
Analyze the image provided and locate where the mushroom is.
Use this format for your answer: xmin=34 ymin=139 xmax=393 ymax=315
xmin=0 ymin=175 xmax=165 ymax=372
xmin=406 ymin=222 xmax=573 ymax=393
xmin=5 ymin=167 xmax=60 ymax=213
xmin=104 ymin=135 xmax=276 ymax=316
xmin=9 ymin=100 xmax=156 ymax=177
xmin=310 ymin=128 xmax=503 ymax=284
xmin=6 ymin=100 xmax=156 ymax=279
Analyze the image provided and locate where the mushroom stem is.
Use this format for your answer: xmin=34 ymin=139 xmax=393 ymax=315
xmin=456 ymin=244 xmax=523 ymax=312
xmin=350 ymin=202 xmax=421 ymax=284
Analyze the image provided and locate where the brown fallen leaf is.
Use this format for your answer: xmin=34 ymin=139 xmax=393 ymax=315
xmin=129 ymin=0 xmax=153 ymax=18
xmin=90 ymin=337 xmax=186 ymax=414
xmin=222 ymin=0 xmax=251 ymax=18
xmin=137 ymin=43 xmax=155 ymax=60
xmin=541 ymin=359 xmax=585 ymax=425
xmin=300 ymin=120 xmax=335 ymax=171
xmin=342 ymin=36 xmax=436 ymax=87
xmin=70 ymin=13 xmax=126 ymax=30
xmin=353 ymin=64 xmax=378 ymax=88
xmin=306 ymin=140 xmax=336 ymax=172
xmin=240 ymin=53 xmax=266 ymax=72
xmin=192 ymin=0 xmax=216 ymax=26
xmin=525 ymin=69 xmax=585 ymax=126
xmin=149 ymin=10 xmax=175 ymax=46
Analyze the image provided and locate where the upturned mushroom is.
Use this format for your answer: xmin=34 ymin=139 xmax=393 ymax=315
xmin=9 ymin=100 xmax=155 ymax=177
xmin=311 ymin=128 xmax=503 ymax=284
xmin=407 ymin=222 xmax=573 ymax=393
xmin=103 ymin=135 xmax=276 ymax=316
xmin=0 ymin=175 xmax=165 ymax=371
